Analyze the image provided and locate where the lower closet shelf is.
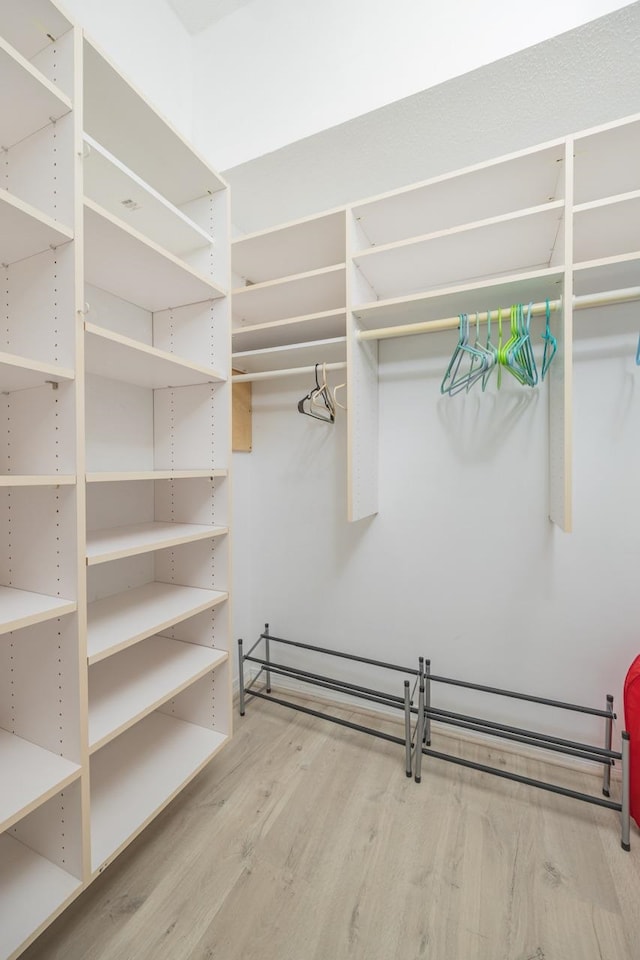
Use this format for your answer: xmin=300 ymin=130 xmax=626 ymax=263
xmin=0 ymin=586 xmax=76 ymax=636
xmin=86 ymin=521 xmax=228 ymax=566
xmin=0 ymin=730 xmax=81 ymax=833
xmin=0 ymin=833 xmax=81 ymax=960
xmin=90 ymin=711 xmax=228 ymax=873
xmin=88 ymin=635 xmax=228 ymax=752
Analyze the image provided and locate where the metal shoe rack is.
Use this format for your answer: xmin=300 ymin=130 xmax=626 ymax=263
xmin=238 ymin=626 xmax=631 ymax=851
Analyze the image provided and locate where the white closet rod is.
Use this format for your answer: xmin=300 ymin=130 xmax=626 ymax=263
xmin=232 ymin=361 xmax=347 ymax=383
xmin=357 ymin=285 xmax=640 ymax=342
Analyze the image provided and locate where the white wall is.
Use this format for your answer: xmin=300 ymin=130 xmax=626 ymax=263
xmin=193 ymin=0 xmax=635 ymax=169
xmin=60 ymin=0 xmax=194 ymax=139
xmin=235 ymin=304 xmax=640 ymax=746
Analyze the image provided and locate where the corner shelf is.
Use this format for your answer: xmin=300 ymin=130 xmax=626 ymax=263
xmin=87 ymin=582 xmax=228 ymax=664
xmin=0 ymin=35 xmax=71 ymax=149
xmin=0 ymin=188 xmax=72 ymax=266
xmin=232 ymin=309 xmax=347 ymax=350
xmin=233 ymin=209 xmax=346 ymax=283
xmin=86 ymin=521 xmax=228 ymax=566
xmin=88 ymin=635 xmax=228 ymax=752
xmin=0 ymin=730 xmax=81 ymax=833
xmin=84 ymin=199 xmax=226 ymax=312
xmin=85 ymin=322 xmax=226 ymax=389
xmin=233 ymin=337 xmax=347 ymax=373
xmin=233 ymin=264 xmax=346 ymax=325
xmin=0 ymin=585 xmax=76 ymax=636
xmin=90 ymin=711 xmax=228 ymax=874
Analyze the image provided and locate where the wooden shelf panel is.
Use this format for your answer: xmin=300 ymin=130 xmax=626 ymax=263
xmin=83 ymin=39 xmax=225 ymax=207
xmin=86 ymin=521 xmax=228 ymax=566
xmin=84 ymin=136 xmax=213 ymax=257
xmin=0 ymin=730 xmax=81 ymax=833
xmin=0 ymin=187 xmax=72 ymax=266
xmin=353 ymin=204 xmax=564 ymax=302
xmin=573 ymin=253 xmax=640 ymax=297
xmin=0 ymin=1 xmax=72 ymax=62
xmin=232 ymin=309 xmax=347 ymax=351
xmin=0 ymin=475 xmax=75 ymax=487
xmin=233 ymin=210 xmax=346 ymax=284
xmin=87 ymin=470 xmax=227 ymax=483
xmin=85 ymin=323 xmax=226 ymax=389
xmin=351 ymin=143 xmax=564 ymax=249
xmin=90 ymin=711 xmax=227 ymax=872
xmin=84 ymin=200 xmax=226 ymax=313
xmin=0 ymin=585 xmax=76 ymax=636
xmin=573 ymin=193 xmax=640 ymax=263
xmin=574 ymin=117 xmax=640 ymax=204
xmin=233 ymin=337 xmax=347 ymax=374
xmin=0 ymin=350 xmax=74 ymax=394
xmin=0 ymin=35 xmax=71 ymax=149
xmin=353 ymin=268 xmax=565 ymax=330
xmin=0 ymin=833 xmax=81 ymax=960
xmin=88 ymin=582 xmax=228 ymax=664
xmin=88 ymin=635 xmax=227 ymax=752
xmin=233 ymin=265 xmax=346 ymax=325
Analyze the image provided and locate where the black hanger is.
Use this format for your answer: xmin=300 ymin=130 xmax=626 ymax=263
xmin=297 ymin=364 xmax=335 ymax=423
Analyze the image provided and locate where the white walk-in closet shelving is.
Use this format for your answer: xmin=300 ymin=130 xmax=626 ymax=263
xmin=231 ymin=113 xmax=640 ymax=529
xmin=0 ymin=4 xmax=232 ymax=958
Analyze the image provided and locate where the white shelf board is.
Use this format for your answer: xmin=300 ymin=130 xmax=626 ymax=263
xmin=574 ymin=117 xmax=640 ymax=204
xmin=87 ymin=469 xmax=227 ymax=483
xmin=353 ymin=268 xmax=565 ymax=330
xmin=85 ymin=322 xmax=226 ymax=389
xmin=232 ymin=309 xmax=347 ymax=351
xmin=90 ymin=711 xmax=227 ymax=872
xmin=84 ymin=135 xmax=214 ymax=257
xmin=0 ymin=1 xmax=72 ymax=61
xmin=83 ymin=38 xmax=225 ymax=206
xmin=88 ymin=635 xmax=228 ymax=752
xmin=84 ymin=200 xmax=226 ymax=313
xmin=0 ymin=349 xmax=74 ymax=393
xmin=233 ymin=264 xmax=346 ymax=325
xmin=351 ymin=142 xmax=564 ymax=248
xmin=0 ymin=35 xmax=71 ymax=149
xmin=0 ymin=730 xmax=81 ymax=833
xmin=0 ymin=187 xmax=72 ymax=265
xmin=233 ymin=209 xmax=346 ymax=283
xmin=233 ymin=337 xmax=347 ymax=373
xmin=88 ymin=581 xmax=228 ymax=664
xmin=573 ymin=252 xmax=640 ymax=297
xmin=353 ymin=203 xmax=564 ymax=301
xmin=573 ymin=193 xmax=640 ymax=263
xmin=0 ymin=585 xmax=76 ymax=636
xmin=0 ymin=475 xmax=75 ymax=486
xmin=86 ymin=521 xmax=228 ymax=566
xmin=0 ymin=833 xmax=81 ymax=960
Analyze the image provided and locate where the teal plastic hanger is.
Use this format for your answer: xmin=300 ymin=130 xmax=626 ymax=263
xmin=482 ymin=307 xmax=498 ymax=391
xmin=541 ymin=299 xmax=557 ymax=380
xmin=440 ymin=313 xmax=489 ymax=395
xmin=635 ymin=332 xmax=640 ymax=365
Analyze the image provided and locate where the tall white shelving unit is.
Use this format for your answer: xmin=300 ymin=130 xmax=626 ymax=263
xmin=0 ymin=5 xmax=231 ymax=959
xmin=231 ymin=114 xmax=640 ymax=529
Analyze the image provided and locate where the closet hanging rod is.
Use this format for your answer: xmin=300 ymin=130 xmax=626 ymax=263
xmin=232 ymin=361 xmax=347 ymax=383
xmin=357 ymin=285 xmax=640 ymax=342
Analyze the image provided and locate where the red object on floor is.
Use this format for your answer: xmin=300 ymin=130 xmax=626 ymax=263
xmin=624 ymin=655 xmax=640 ymax=827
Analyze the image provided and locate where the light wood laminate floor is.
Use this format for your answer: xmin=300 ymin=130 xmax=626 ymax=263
xmin=22 ymin=693 xmax=640 ymax=960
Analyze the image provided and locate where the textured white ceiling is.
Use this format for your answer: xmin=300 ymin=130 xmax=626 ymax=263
xmin=167 ymin=0 xmax=253 ymax=33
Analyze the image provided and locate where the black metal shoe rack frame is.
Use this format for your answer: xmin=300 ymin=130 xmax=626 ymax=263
xmin=238 ymin=625 xmax=631 ymax=851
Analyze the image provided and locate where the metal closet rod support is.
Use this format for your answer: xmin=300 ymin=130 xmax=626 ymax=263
xmin=357 ymin=285 xmax=640 ymax=342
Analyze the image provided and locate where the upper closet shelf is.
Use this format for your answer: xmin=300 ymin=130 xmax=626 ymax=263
xmin=573 ymin=253 xmax=640 ymax=297
xmin=87 ymin=470 xmax=227 ymax=483
xmin=84 ymin=200 xmax=226 ymax=312
xmin=90 ymin=712 xmax=227 ymax=874
xmin=233 ymin=337 xmax=347 ymax=373
xmin=0 ymin=35 xmax=71 ymax=149
xmin=0 ymin=350 xmax=74 ymax=393
xmin=87 ymin=581 xmax=228 ymax=664
xmin=0 ymin=1 xmax=72 ymax=62
xmin=573 ymin=192 xmax=640 ymax=264
xmin=83 ymin=136 xmax=214 ymax=257
xmin=86 ymin=521 xmax=228 ymax=566
xmin=83 ymin=38 xmax=225 ymax=207
xmin=353 ymin=202 xmax=564 ymax=303
xmin=0 ymin=833 xmax=81 ymax=960
xmin=573 ymin=115 xmax=640 ymax=204
xmin=232 ymin=309 xmax=347 ymax=351
xmin=233 ymin=264 xmax=346 ymax=326
xmin=233 ymin=209 xmax=346 ymax=284
xmin=0 ymin=729 xmax=81 ymax=834
xmin=0 ymin=475 xmax=76 ymax=487
xmin=85 ymin=323 xmax=226 ymax=390
xmin=351 ymin=142 xmax=564 ymax=250
xmin=0 ymin=585 xmax=76 ymax=635
xmin=0 ymin=187 xmax=72 ymax=265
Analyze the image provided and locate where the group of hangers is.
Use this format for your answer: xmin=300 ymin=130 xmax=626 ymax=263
xmin=441 ymin=300 xmax=557 ymax=396
xmin=298 ymin=363 xmax=346 ymax=423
